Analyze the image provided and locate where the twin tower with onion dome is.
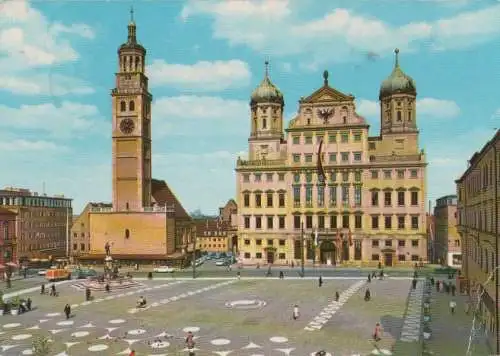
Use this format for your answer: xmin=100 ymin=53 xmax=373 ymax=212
xmin=236 ymin=50 xmax=427 ymax=267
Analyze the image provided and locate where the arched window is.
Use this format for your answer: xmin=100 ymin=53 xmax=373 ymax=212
xmin=136 ymin=56 xmax=140 ymax=71
xmin=343 ymin=117 xmax=347 ymax=124
xmin=120 ymin=101 xmax=126 ymax=112
xmin=262 ymin=118 xmax=267 ymax=129
xmin=397 ymin=111 xmax=402 ymax=121
xmin=125 ymin=229 xmax=130 ymax=239
xmin=408 ymin=111 xmax=412 ymax=122
xmin=129 ymin=100 xmax=135 ymax=111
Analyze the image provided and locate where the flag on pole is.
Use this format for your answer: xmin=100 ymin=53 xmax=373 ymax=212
xmin=317 ymin=139 xmax=326 ymax=184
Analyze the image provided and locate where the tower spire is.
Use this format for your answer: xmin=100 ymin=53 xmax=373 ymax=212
xmin=394 ymin=48 xmax=400 ymax=68
xmin=264 ymin=58 xmax=270 ymax=78
xmin=127 ymin=6 xmax=137 ymax=44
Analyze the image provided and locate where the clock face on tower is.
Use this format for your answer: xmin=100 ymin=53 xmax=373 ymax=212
xmin=119 ymin=118 xmax=135 ymax=134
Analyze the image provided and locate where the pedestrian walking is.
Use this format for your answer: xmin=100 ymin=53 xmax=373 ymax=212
xmin=449 ymin=300 xmax=456 ymax=314
xmin=451 ymin=284 xmax=456 ymax=296
xmin=335 ymin=291 xmax=340 ymax=302
xmin=373 ymin=322 xmax=382 ymax=342
xmin=64 ymin=304 xmax=71 ymax=319
xmin=318 ymin=276 xmax=323 ymax=287
xmin=293 ymin=304 xmax=300 ymax=320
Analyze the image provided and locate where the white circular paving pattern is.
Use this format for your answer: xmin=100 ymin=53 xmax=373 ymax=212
xmin=210 ymin=338 xmax=231 ymax=346
xmin=183 ymin=326 xmax=200 ymax=333
xmin=71 ymin=331 xmax=90 ymax=338
xmin=151 ymin=341 xmax=170 ymax=349
xmin=109 ymin=319 xmax=126 ymax=324
xmin=12 ymin=334 xmax=32 ymax=341
xmin=46 ymin=312 xmax=61 ymax=317
xmin=3 ymin=323 xmax=21 ymax=328
xmin=270 ymin=336 xmax=288 ymax=343
xmin=88 ymin=344 xmax=109 ymax=352
xmin=127 ymin=329 xmax=147 ymax=335
xmin=225 ymin=299 xmax=267 ymax=309
xmin=57 ymin=320 xmax=74 ymax=326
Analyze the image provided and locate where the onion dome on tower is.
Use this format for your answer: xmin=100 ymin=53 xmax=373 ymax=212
xmin=379 ymin=48 xmax=416 ymax=100
xmin=250 ymin=61 xmax=284 ymax=106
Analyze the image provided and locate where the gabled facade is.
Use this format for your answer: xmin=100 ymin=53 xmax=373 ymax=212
xmin=235 ymin=50 xmax=427 ymax=267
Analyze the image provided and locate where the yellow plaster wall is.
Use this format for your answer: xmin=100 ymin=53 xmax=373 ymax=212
xmin=89 ymin=212 xmax=169 ymax=255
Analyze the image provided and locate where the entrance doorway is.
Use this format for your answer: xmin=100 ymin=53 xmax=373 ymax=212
xmin=320 ymin=240 xmax=336 ymax=266
xmin=267 ymin=251 xmax=275 ymax=264
xmin=384 ymin=253 xmax=393 ymax=267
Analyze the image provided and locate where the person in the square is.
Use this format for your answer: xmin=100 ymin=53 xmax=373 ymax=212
xmin=318 ymin=276 xmax=323 ymax=287
xmin=335 ymin=291 xmax=340 ymax=302
xmin=293 ymin=304 xmax=300 ymax=320
xmin=373 ymin=322 xmax=382 ymax=342
xmin=364 ymin=288 xmax=371 ymax=301
xmin=450 ymin=300 xmax=456 ymax=314
xmin=64 ymin=304 xmax=71 ymax=319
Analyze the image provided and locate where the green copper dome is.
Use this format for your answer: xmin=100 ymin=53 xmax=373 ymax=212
xmin=250 ymin=61 xmax=284 ymax=105
xmin=379 ymin=49 xmax=416 ymax=99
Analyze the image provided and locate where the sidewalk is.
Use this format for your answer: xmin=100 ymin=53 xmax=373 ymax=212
xmin=424 ymin=283 xmax=491 ymax=355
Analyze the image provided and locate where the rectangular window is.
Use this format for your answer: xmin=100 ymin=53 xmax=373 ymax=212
xmin=292 ymin=136 xmax=300 ymax=144
xmin=279 ymin=193 xmax=285 ymax=207
xmin=354 ymin=185 xmax=362 ymax=207
xmin=353 ymin=152 xmax=362 ymax=161
xmin=329 ymin=186 xmax=337 ymax=206
xmin=328 ymin=133 xmax=337 ymax=143
xmin=372 ymin=254 xmax=380 ymax=261
xmin=305 ymin=154 xmax=313 ymax=163
xmin=254 ymin=173 xmax=261 ymax=182
xmin=279 ymin=216 xmax=285 ymax=229
xmin=293 ymin=215 xmax=301 ymax=229
xmin=279 ymin=253 xmax=286 ymax=260
xmin=293 ymin=186 xmax=300 ymax=205
xmin=293 ymin=155 xmax=301 ymax=163
xmin=342 ymin=215 xmax=349 ymax=228
xmin=306 ymin=215 xmax=313 ymax=229
xmin=354 ymin=171 xmax=361 ymax=182
xmin=372 ymin=240 xmax=379 ymax=247
xmin=342 ymin=186 xmax=349 ymax=205
xmin=267 ymin=193 xmax=273 ymax=207
xmin=279 ymin=239 xmax=286 ymax=246
xmin=341 ymin=132 xmax=349 ymax=142
xmin=244 ymin=252 xmax=250 ymax=258
xmin=397 ymin=170 xmax=405 ymax=179
xmin=410 ymin=169 xmax=418 ymax=178
xmin=278 ymin=173 xmax=285 ymax=181
xmin=371 ymin=216 xmax=379 ymax=229
xmin=411 ymin=216 xmax=419 ymax=229
xmin=256 ymin=252 xmax=262 ymax=259
xmin=330 ymin=171 xmax=336 ymax=182
xmin=267 ymin=239 xmax=273 ymax=246
xmin=306 ymin=186 xmax=313 ymax=206
xmin=73 ymin=243 xmax=77 ymax=250
xmin=329 ymin=153 xmax=337 ymax=162
xmin=317 ymin=186 xmax=324 ymax=207
xmin=369 ymin=142 xmax=376 ymax=150
xmin=306 ymin=173 xmax=313 ymax=182
xmin=243 ymin=174 xmax=250 ymax=182
xmin=371 ymin=170 xmax=378 ymax=179
xmin=255 ymin=194 xmax=262 ymax=207
xmin=354 ymin=133 xmax=361 ymax=142
xmin=244 ymin=217 xmax=250 ymax=229
xmin=411 ymin=239 xmax=419 ymax=247
xmin=398 ymin=216 xmax=405 ymax=229
xmin=385 ymin=239 xmax=392 ymax=247
xmin=265 ymin=173 xmax=272 ymax=182
xmin=383 ymin=170 xmax=391 ymax=179
xmin=244 ymin=194 xmax=250 ymax=207
xmin=255 ymin=216 xmax=262 ymax=229
xmin=411 ymin=255 xmax=419 ymax=262
xmin=256 ymin=239 xmax=262 ymax=245
xmin=305 ymin=136 xmax=312 ymax=144
xmin=371 ymin=191 xmax=379 ymax=206
xmin=330 ymin=215 xmax=337 ymax=229
xmin=293 ymin=173 xmax=300 ymax=183
xmin=267 ymin=216 xmax=273 ymax=229
xmin=355 ymin=215 xmax=362 ymax=229
xmin=398 ymin=191 xmax=405 ymax=206
xmin=384 ymin=216 xmax=392 ymax=229
xmin=294 ymin=240 xmax=302 ymax=259
xmin=318 ymin=215 xmax=325 ymax=229
xmin=384 ymin=191 xmax=392 ymax=206
xmin=398 ymin=240 xmax=405 ymax=247
xmin=341 ymin=152 xmax=349 ymax=162
xmin=411 ymin=191 xmax=418 ymax=206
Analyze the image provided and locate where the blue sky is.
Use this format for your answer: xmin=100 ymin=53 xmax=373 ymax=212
xmin=0 ymin=0 xmax=499 ymax=215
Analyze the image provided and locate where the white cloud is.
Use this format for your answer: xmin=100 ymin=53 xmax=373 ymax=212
xmin=0 ymin=101 xmax=108 ymax=139
xmin=182 ymin=0 xmax=500 ymax=64
xmin=0 ymin=73 xmax=94 ymax=96
xmin=147 ymin=60 xmax=251 ymax=91
xmin=152 ymin=95 xmax=249 ymax=138
xmin=0 ymin=139 xmax=65 ymax=152
xmin=356 ymin=98 xmax=461 ymax=119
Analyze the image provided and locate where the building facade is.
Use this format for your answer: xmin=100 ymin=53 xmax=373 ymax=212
xmin=235 ymin=50 xmax=427 ymax=267
xmin=0 ymin=208 xmax=17 ymax=266
xmin=194 ymin=219 xmax=231 ymax=253
xmin=0 ymin=187 xmax=72 ymax=260
xmin=71 ymin=202 xmax=112 ymax=259
xmin=82 ymin=14 xmax=193 ymax=265
xmin=433 ymin=195 xmax=461 ymax=267
xmin=456 ymin=129 xmax=499 ymax=348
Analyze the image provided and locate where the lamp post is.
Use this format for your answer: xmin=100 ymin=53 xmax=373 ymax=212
xmin=300 ymin=222 xmax=305 ymax=277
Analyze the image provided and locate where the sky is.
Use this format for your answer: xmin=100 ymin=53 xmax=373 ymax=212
xmin=0 ymin=0 xmax=499 ymax=215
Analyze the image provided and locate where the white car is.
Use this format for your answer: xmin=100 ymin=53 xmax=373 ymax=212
xmin=153 ymin=266 xmax=175 ymax=273
xmin=37 ymin=270 xmax=48 ymax=276
xmin=215 ymin=260 xmax=228 ymax=266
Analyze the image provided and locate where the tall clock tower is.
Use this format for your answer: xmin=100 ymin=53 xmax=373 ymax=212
xmin=111 ymin=9 xmax=152 ymax=211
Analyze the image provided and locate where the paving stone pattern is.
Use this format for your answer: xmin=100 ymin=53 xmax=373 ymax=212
xmin=399 ymin=281 xmax=424 ymax=342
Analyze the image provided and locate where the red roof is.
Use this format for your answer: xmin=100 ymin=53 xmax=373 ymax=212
xmin=194 ymin=218 xmax=232 ymax=235
xmin=151 ymin=179 xmax=190 ymax=220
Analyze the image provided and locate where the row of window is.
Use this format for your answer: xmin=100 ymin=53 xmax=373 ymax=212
xmin=457 ymin=205 xmax=497 ymax=235
xmin=469 ymin=239 xmax=496 ymax=275
xmin=242 ymin=168 xmax=419 ymax=184
xmin=458 ymin=153 xmax=498 ymax=200
xmin=198 ymin=237 xmax=226 ymax=242
xmin=19 ymin=241 xmax=65 ymax=252
xmin=0 ymin=197 xmax=72 ymax=208
xmin=240 ymin=252 xmax=421 ymax=262
xmin=242 ymin=214 xmax=420 ymax=230
xmin=72 ymin=243 xmax=88 ymax=251
xmin=198 ymin=244 xmax=226 ymax=249
xmin=292 ymin=152 xmax=363 ymax=164
xmin=292 ymin=131 xmax=363 ymax=145
xmin=241 ymin=238 xmax=420 ymax=248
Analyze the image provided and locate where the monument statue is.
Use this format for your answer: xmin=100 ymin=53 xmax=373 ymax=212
xmin=105 ymin=242 xmax=111 ymax=256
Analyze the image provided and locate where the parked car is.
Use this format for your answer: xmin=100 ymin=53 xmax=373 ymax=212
xmin=215 ymin=259 xmax=231 ymax=266
xmin=37 ymin=269 xmax=48 ymax=276
xmin=153 ymin=266 xmax=175 ymax=273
